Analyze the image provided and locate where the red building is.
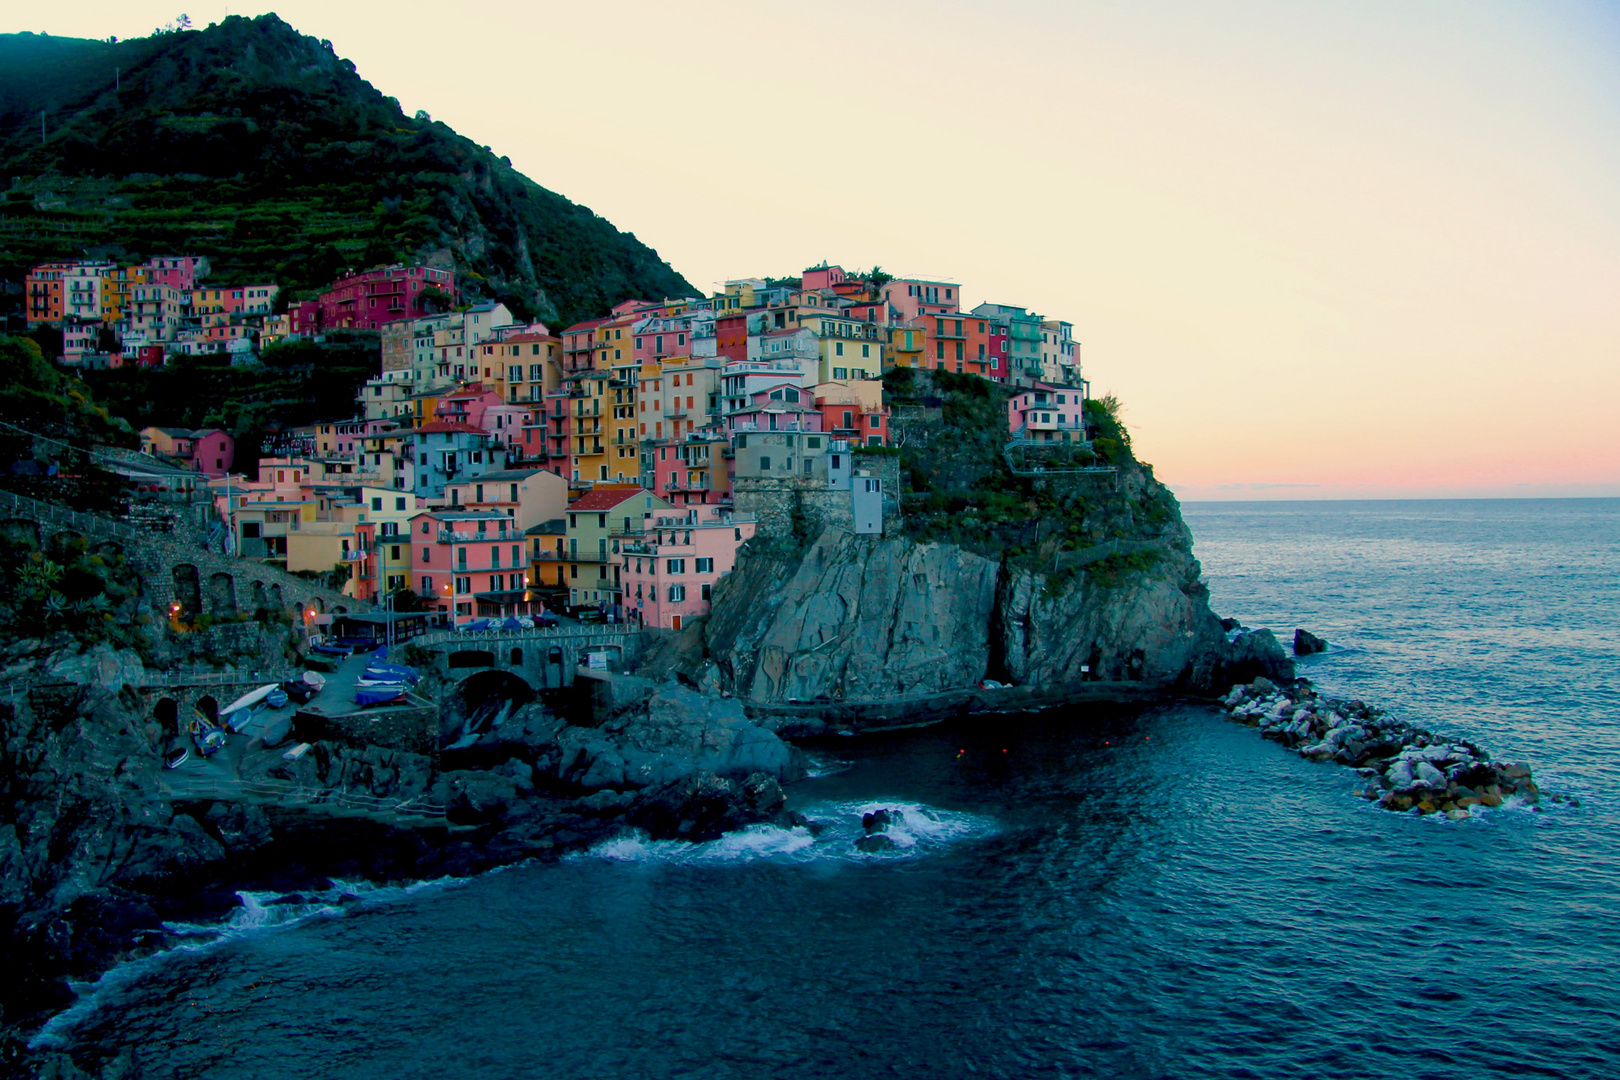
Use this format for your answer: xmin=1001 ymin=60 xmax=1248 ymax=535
xmin=318 ymin=265 xmax=457 ymax=332
xmin=715 ymin=312 xmax=748 ymax=361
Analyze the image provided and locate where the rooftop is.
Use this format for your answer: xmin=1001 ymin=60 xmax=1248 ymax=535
xmin=568 ymin=486 xmax=650 ymax=512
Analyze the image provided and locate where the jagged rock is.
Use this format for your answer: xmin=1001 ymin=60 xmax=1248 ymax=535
xmin=45 ymin=643 xmax=146 ymax=691
xmin=855 ymin=833 xmax=898 ymax=854
xmin=625 ymin=771 xmax=786 ymax=842
xmin=442 ymin=770 xmax=521 ymax=822
xmin=1293 ymin=628 xmax=1329 ymax=656
xmin=862 ymin=808 xmax=902 ymax=834
xmin=554 ymin=685 xmax=802 ymax=790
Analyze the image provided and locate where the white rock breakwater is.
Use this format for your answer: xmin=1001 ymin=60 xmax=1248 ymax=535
xmin=1222 ymin=677 xmax=1539 ymax=818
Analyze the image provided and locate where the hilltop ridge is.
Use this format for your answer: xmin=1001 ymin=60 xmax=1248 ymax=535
xmin=0 ymin=16 xmax=694 ymax=325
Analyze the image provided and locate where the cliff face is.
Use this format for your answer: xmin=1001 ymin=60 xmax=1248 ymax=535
xmin=662 ymin=372 xmax=1291 ymax=706
xmin=692 ymin=523 xmax=1264 ymax=706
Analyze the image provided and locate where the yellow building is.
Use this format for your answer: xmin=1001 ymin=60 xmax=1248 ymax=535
xmin=798 ymin=311 xmax=883 ymax=382
xmin=100 ymin=265 xmax=149 ymax=322
xmin=886 ymin=324 xmax=925 ymax=371
xmin=562 ymin=485 xmax=673 ymax=610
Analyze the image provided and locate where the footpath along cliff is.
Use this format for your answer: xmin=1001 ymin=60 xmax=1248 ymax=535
xmin=647 ymin=369 xmax=1292 ymax=713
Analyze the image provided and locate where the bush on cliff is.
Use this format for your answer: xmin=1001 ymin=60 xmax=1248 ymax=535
xmin=884 ymin=370 xmax=1176 ymax=587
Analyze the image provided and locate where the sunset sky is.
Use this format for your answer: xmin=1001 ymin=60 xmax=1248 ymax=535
xmin=25 ymin=1 xmax=1620 ymax=499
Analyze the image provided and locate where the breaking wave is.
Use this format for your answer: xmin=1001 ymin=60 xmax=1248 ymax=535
xmin=576 ymin=800 xmax=996 ymax=867
xmin=30 ymin=876 xmax=472 ymax=1049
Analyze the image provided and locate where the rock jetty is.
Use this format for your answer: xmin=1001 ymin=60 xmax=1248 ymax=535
xmin=1222 ymin=676 xmax=1538 ymax=818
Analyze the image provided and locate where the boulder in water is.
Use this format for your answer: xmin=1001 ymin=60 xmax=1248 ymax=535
xmin=855 ymin=833 xmax=898 ymax=854
xmin=1293 ymin=629 xmax=1329 ymax=656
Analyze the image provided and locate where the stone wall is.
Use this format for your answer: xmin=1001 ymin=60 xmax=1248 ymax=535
xmin=294 ymin=705 xmax=439 ymax=755
xmin=398 ymin=627 xmax=654 ymax=691
xmin=0 ymin=493 xmax=361 ymax=623
xmin=734 ymin=456 xmax=900 ymax=542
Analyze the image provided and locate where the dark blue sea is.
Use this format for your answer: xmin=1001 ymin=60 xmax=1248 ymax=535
xmin=40 ymin=499 xmax=1620 ymax=1078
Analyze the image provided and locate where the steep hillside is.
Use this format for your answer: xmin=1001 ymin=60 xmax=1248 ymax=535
xmin=0 ymin=17 xmax=694 ymax=325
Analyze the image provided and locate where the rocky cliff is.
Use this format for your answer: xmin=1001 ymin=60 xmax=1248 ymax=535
xmin=651 ymin=373 xmax=1290 ymax=708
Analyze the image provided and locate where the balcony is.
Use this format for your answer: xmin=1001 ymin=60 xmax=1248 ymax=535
xmin=663 ymin=404 xmax=688 ymax=418
xmin=438 ymin=528 xmax=512 ymax=543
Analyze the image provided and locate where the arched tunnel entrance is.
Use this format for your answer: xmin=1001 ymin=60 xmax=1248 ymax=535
xmin=442 ymin=669 xmax=536 ymax=753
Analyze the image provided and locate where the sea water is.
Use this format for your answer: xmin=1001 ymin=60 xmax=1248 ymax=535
xmin=45 ymin=499 xmax=1620 ymax=1079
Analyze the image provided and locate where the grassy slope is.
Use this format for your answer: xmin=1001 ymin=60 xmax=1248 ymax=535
xmin=0 ymin=16 xmax=695 ymax=326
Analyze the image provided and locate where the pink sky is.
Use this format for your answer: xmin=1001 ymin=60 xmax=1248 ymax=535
xmin=31 ymin=1 xmax=1620 ymax=498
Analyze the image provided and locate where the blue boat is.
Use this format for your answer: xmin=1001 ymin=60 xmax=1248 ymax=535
xmin=354 ymin=687 xmax=406 ymax=707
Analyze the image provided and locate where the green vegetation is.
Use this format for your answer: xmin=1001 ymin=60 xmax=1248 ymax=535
xmin=886 ymin=369 xmax=1176 ymax=588
xmin=0 ymin=529 xmax=147 ymax=650
xmin=0 ymin=16 xmax=694 ymax=327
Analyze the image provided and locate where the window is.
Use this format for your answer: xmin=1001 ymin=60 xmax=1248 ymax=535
xmin=421 ymin=576 xmax=432 ymax=594
xmin=455 ymin=576 xmax=471 ymax=595
xmin=862 ymin=344 xmax=870 ymax=358
xmin=833 ymin=367 xmax=847 ymax=380
xmin=457 ymin=548 xmax=467 ymax=570
xmin=1057 ymin=395 xmax=1066 ymax=404
xmin=696 ymin=557 xmax=713 ymax=573
xmin=807 ymin=436 xmax=821 ymax=448
xmin=395 ymin=497 xmax=406 ymax=511
xmin=422 ymin=546 xmax=430 ymax=562
xmin=668 ymin=584 xmax=686 ymax=602
xmin=492 ymin=547 xmax=501 ymax=569
xmin=759 ymin=455 xmax=770 ymax=471
xmin=666 ymin=559 xmax=685 ymax=574
xmin=701 ymin=583 xmax=712 ymax=601
xmin=835 ymin=342 xmax=844 ymax=356
xmin=371 ymin=497 xmax=382 ymax=511
xmin=870 ymin=415 xmax=881 ymax=428
xmin=421 ymin=521 xmax=430 ymax=534
xmin=936 ymin=341 xmax=945 ymax=360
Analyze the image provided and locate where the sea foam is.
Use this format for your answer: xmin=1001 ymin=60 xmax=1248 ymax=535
xmin=576 ymin=799 xmax=995 ymax=867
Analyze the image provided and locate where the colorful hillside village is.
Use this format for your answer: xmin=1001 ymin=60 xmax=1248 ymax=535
xmin=25 ymin=260 xmax=1092 ymax=628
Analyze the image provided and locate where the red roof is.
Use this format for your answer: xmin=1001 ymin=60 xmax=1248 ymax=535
xmin=562 ymin=317 xmax=608 ymax=335
xmin=415 ymin=420 xmax=486 ymax=436
xmin=568 ymin=485 xmax=649 ymax=512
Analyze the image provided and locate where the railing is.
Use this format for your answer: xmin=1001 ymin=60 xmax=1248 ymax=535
xmin=406 ymin=626 xmax=646 ymax=648
xmin=158 ymin=775 xmax=447 ymax=822
xmin=140 ymin=667 xmax=299 ymax=688
xmin=0 ymin=490 xmax=142 ymax=541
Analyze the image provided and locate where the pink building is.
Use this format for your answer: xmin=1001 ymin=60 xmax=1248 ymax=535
xmin=882 ymin=277 xmax=962 ymax=321
xmin=727 ymin=384 xmax=825 ymax=435
xmin=800 ymin=264 xmax=848 ymax=291
xmin=1007 ymin=383 xmax=1087 ymax=440
xmin=145 ymin=256 xmax=207 ymax=292
xmin=619 ymin=509 xmax=757 ymax=630
xmin=318 ymin=265 xmax=457 ymax=332
xmin=410 ymin=509 xmax=531 ymax=623
xmin=183 ymin=429 xmax=235 ymax=477
xmin=648 ymin=434 xmax=732 ymax=507
xmin=433 ymin=384 xmax=503 ymax=431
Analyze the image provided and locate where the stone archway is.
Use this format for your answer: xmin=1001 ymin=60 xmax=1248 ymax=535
xmin=194 ymin=695 xmax=219 ymax=726
xmin=45 ymin=530 xmax=88 ymax=562
xmin=154 ymin=697 xmax=178 ymax=736
xmin=250 ymin=580 xmax=268 ymax=616
xmin=206 ymin=572 xmax=237 ymax=617
xmin=172 ymin=564 xmax=202 ymax=617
